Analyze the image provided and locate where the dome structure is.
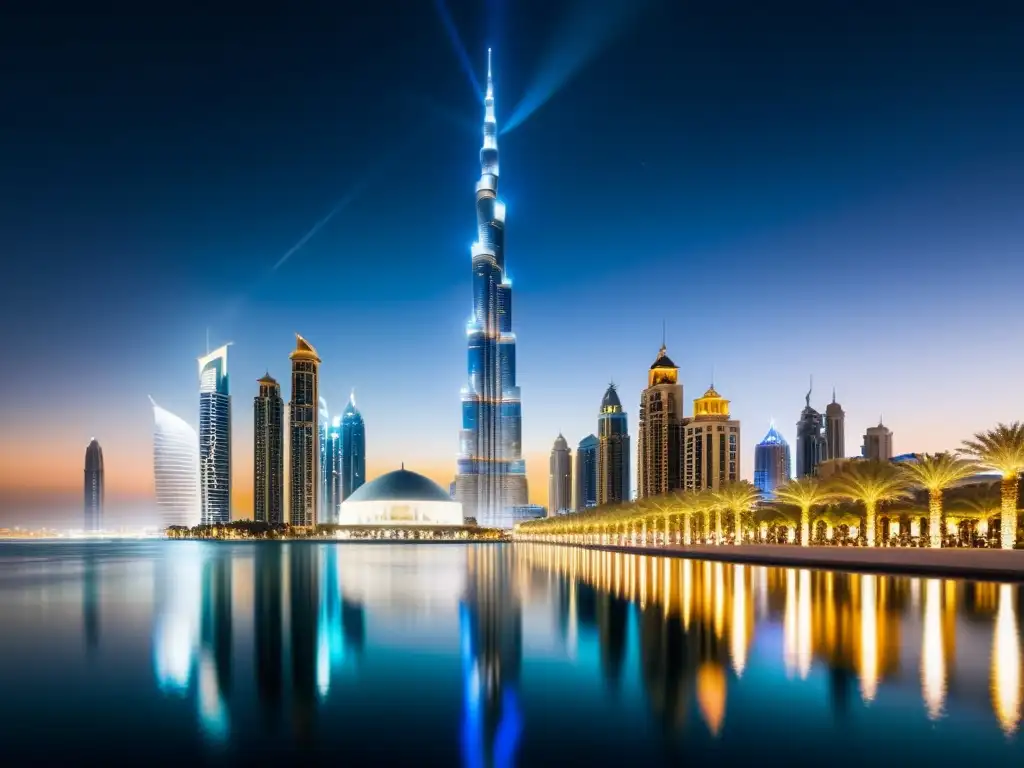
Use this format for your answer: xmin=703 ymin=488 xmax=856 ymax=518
xmin=601 ymin=383 xmax=622 ymax=411
xmin=340 ymin=467 xmax=463 ymax=526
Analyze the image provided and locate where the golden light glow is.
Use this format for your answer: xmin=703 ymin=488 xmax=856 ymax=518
xmin=991 ymin=583 xmax=1022 ymax=735
xmin=697 ymin=662 xmax=727 ymax=737
xmin=731 ymin=564 xmax=748 ymax=676
xmin=860 ymin=574 xmax=879 ymax=703
xmin=922 ymin=579 xmax=947 ymax=720
xmin=693 ymin=386 xmax=730 ymax=419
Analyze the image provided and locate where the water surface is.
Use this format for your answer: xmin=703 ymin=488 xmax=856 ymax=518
xmin=0 ymin=541 xmax=1021 ymax=765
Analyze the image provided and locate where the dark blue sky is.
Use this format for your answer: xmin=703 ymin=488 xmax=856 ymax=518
xmin=2 ymin=0 xmax=1023 ymax=523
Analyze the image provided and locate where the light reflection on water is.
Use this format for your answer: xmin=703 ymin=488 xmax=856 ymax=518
xmin=0 ymin=541 xmax=1022 ymax=765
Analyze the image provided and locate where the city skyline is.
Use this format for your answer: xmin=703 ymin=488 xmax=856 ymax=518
xmin=3 ymin=1 xmax=1024 ymax=526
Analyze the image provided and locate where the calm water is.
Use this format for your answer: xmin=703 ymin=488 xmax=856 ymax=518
xmin=1 ymin=541 xmax=1022 ymax=766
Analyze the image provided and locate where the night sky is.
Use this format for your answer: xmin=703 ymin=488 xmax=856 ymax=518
xmin=2 ymin=0 xmax=1022 ymax=527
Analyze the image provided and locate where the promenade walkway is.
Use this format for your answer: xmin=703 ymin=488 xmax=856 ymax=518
xmin=541 ymin=541 xmax=1024 ymax=581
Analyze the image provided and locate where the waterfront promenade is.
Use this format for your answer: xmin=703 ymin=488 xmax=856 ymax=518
xmin=540 ymin=541 xmax=1024 ymax=581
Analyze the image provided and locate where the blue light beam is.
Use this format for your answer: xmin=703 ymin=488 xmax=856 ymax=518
xmin=434 ymin=0 xmax=484 ymax=101
xmin=503 ymin=0 xmax=653 ymax=135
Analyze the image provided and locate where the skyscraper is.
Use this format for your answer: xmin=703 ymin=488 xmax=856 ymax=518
xmin=548 ymin=434 xmax=572 ymax=516
xmin=253 ymin=373 xmax=284 ymax=525
xmin=575 ymin=434 xmax=599 ymax=512
xmin=862 ymin=420 xmax=894 ymax=461
xmin=84 ymin=438 xmax=104 ymax=532
xmin=198 ymin=344 xmax=232 ymax=525
xmin=598 ymin=384 xmax=630 ymax=505
xmin=753 ymin=422 xmax=791 ymax=499
xmin=340 ymin=391 xmax=365 ymax=501
xmin=324 ymin=415 xmax=342 ymax=523
xmin=289 ymin=334 xmax=320 ymax=528
xmin=150 ymin=397 xmax=201 ymax=528
xmin=825 ymin=388 xmax=846 ymax=460
xmin=318 ymin=396 xmax=330 ymax=515
xmin=796 ymin=380 xmax=826 ymax=478
xmin=638 ymin=344 xmax=684 ymax=499
xmin=683 ymin=386 xmax=740 ymax=491
xmin=455 ymin=50 xmax=528 ymax=525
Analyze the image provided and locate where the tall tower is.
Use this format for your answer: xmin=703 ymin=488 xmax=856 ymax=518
xmin=825 ymin=388 xmax=846 ymax=460
xmin=340 ymin=391 xmax=365 ymax=501
xmin=575 ymin=435 xmax=599 ymax=512
xmin=597 ymin=384 xmax=630 ymax=505
xmin=795 ymin=378 xmax=826 ymax=478
xmin=150 ymin=397 xmax=201 ymax=528
xmin=254 ymin=373 xmax=284 ymax=525
xmin=683 ymin=386 xmax=740 ymax=491
xmin=862 ymin=420 xmax=894 ymax=461
xmin=753 ymin=421 xmax=791 ymax=499
xmin=323 ymin=415 xmax=342 ymax=523
xmin=548 ymin=434 xmax=572 ymax=516
xmin=637 ymin=344 xmax=684 ymax=499
xmin=318 ymin=397 xmax=330 ymax=515
xmin=289 ymin=334 xmax=320 ymax=528
xmin=84 ymin=438 xmax=104 ymax=532
xmin=198 ymin=344 xmax=231 ymax=525
xmin=455 ymin=49 xmax=528 ymax=526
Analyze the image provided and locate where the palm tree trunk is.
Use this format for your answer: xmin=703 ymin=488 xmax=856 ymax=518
xmin=801 ymin=504 xmax=811 ymax=547
xmin=928 ymin=490 xmax=943 ymax=549
xmin=702 ymin=512 xmax=710 ymax=543
xmin=734 ymin=509 xmax=743 ymax=544
xmin=1001 ymin=474 xmax=1019 ymax=550
xmin=665 ymin=516 xmax=670 ymax=546
xmin=865 ymin=500 xmax=877 ymax=547
xmin=715 ymin=508 xmax=722 ymax=545
xmin=683 ymin=514 xmax=691 ymax=545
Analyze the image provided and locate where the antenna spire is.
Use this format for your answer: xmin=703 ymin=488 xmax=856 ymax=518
xmin=806 ymin=375 xmax=813 ymax=408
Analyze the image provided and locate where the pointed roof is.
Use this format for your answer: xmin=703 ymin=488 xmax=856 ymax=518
xmin=601 ymin=382 xmax=622 ymax=410
xmin=758 ymin=423 xmax=789 ymax=447
xmin=290 ymin=333 xmax=321 ymax=362
xmin=650 ymin=344 xmax=676 ymax=370
xmin=258 ymin=371 xmax=277 ymax=385
xmin=553 ymin=433 xmax=569 ymax=450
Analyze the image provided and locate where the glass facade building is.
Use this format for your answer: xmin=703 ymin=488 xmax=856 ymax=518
xmin=455 ymin=50 xmax=528 ymax=525
xmin=289 ymin=335 xmax=320 ymax=528
xmin=198 ymin=345 xmax=232 ymax=525
xmin=150 ymin=397 xmax=201 ymax=528
xmin=753 ymin=422 xmax=791 ymax=499
xmin=575 ymin=434 xmax=599 ymax=512
xmin=84 ymin=438 xmax=104 ymax=532
xmin=340 ymin=392 xmax=365 ymax=501
xmin=598 ymin=385 xmax=630 ymax=505
xmin=796 ymin=385 xmax=826 ymax=478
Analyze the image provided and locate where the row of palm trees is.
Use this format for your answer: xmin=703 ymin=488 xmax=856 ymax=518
xmin=516 ymin=422 xmax=1024 ymax=550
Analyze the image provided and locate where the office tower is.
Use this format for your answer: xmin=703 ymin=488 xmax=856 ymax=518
xmin=795 ymin=379 xmax=826 ymax=478
xmin=198 ymin=344 xmax=232 ymax=524
xmin=825 ymin=388 xmax=846 ymax=460
xmin=340 ymin=391 xmax=366 ymax=501
xmin=548 ymin=434 xmax=572 ymax=516
xmin=638 ymin=344 xmax=684 ymax=498
xmin=318 ymin=396 xmax=330 ymax=515
xmin=575 ymin=434 xmax=599 ymax=511
xmin=754 ymin=422 xmax=791 ymax=499
xmin=323 ymin=416 xmax=342 ymax=523
xmin=84 ymin=438 xmax=104 ymax=532
xmin=598 ymin=384 xmax=630 ymax=505
xmin=150 ymin=396 xmax=201 ymax=528
xmin=289 ymin=334 xmax=320 ymax=528
xmin=862 ymin=420 xmax=894 ymax=461
xmin=455 ymin=50 xmax=528 ymax=525
xmin=253 ymin=373 xmax=284 ymax=525
xmin=683 ymin=386 xmax=740 ymax=491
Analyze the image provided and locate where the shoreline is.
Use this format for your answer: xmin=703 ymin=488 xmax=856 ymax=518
xmin=522 ymin=541 xmax=1024 ymax=582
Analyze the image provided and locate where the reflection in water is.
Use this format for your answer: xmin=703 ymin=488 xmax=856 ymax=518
xmin=255 ymin=545 xmax=283 ymax=719
xmin=860 ymin=574 xmax=878 ymax=703
xmin=153 ymin=544 xmax=202 ymax=694
xmin=199 ymin=554 xmax=232 ymax=741
xmin=82 ymin=550 xmax=100 ymax=653
xmin=992 ymin=584 xmax=1022 ymax=735
xmin=922 ymin=579 xmax=946 ymax=720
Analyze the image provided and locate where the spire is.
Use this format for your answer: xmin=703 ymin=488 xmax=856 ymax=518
xmin=350 ymin=388 xmax=356 ymax=407
xmin=486 ymin=47 xmax=493 ymax=96
xmin=806 ymin=375 xmax=813 ymax=408
xmin=832 ymin=385 xmax=837 ymax=404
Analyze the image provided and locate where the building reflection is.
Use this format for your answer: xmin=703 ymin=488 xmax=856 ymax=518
xmin=199 ymin=551 xmax=232 ymax=742
xmin=255 ymin=545 xmax=284 ymax=719
xmin=519 ymin=544 xmax=1023 ymax=738
xmin=290 ymin=544 xmax=320 ymax=740
xmin=82 ymin=549 xmax=100 ymax=654
xmin=462 ymin=545 xmax=523 ymax=768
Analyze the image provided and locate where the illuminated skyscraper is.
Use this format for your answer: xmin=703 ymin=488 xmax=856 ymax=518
xmin=340 ymin=391 xmax=365 ymax=501
xmin=455 ymin=50 xmax=528 ymax=525
xmin=638 ymin=344 xmax=684 ymax=498
xmin=198 ymin=344 xmax=232 ymax=524
xmin=754 ymin=422 xmax=791 ymax=499
xmin=598 ymin=385 xmax=630 ymax=505
xmin=289 ymin=335 xmax=320 ymax=527
xmin=84 ymin=438 xmax=104 ymax=532
xmin=683 ymin=386 xmax=740 ymax=491
xmin=318 ymin=396 xmax=330 ymax=515
xmin=548 ymin=434 xmax=572 ymax=516
xmin=324 ymin=416 xmax=342 ymax=523
xmin=825 ymin=388 xmax=846 ymax=460
xmin=796 ymin=379 xmax=826 ymax=477
xmin=575 ymin=434 xmax=599 ymax=512
xmin=150 ymin=397 xmax=201 ymax=528
xmin=254 ymin=373 xmax=284 ymax=525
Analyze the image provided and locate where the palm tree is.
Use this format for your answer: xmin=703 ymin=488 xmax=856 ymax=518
xmin=713 ymin=481 xmax=762 ymax=545
xmin=672 ymin=490 xmax=706 ymax=545
xmin=774 ymin=476 xmax=837 ymax=547
xmin=963 ymin=423 xmax=1024 ymax=550
xmin=900 ymin=453 xmax=978 ymax=548
xmin=828 ymin=461 xmax=912 ymax=547
xmin=947 ymin=480 xmax=1001 ymax=544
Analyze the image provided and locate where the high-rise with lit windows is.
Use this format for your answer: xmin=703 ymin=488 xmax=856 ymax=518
xmin=598 ymin=385 xmax=630 ymax=505
xmin=84 ymin=438 xmax=104 ymax=532
xmin=754 ymin=422 xmax=790 ymax=499
xmin=683 ymin=386 xmax=740 ymax=491
xmin=289 ymin=335 xmax=320 ymax=527
xmin=637 ymin=344 xmax=684 ymax=498
xmin=198 ymin=344 xmax=231 ymax=524
xmin=254 ymin=373 xmax=284 ymax=525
